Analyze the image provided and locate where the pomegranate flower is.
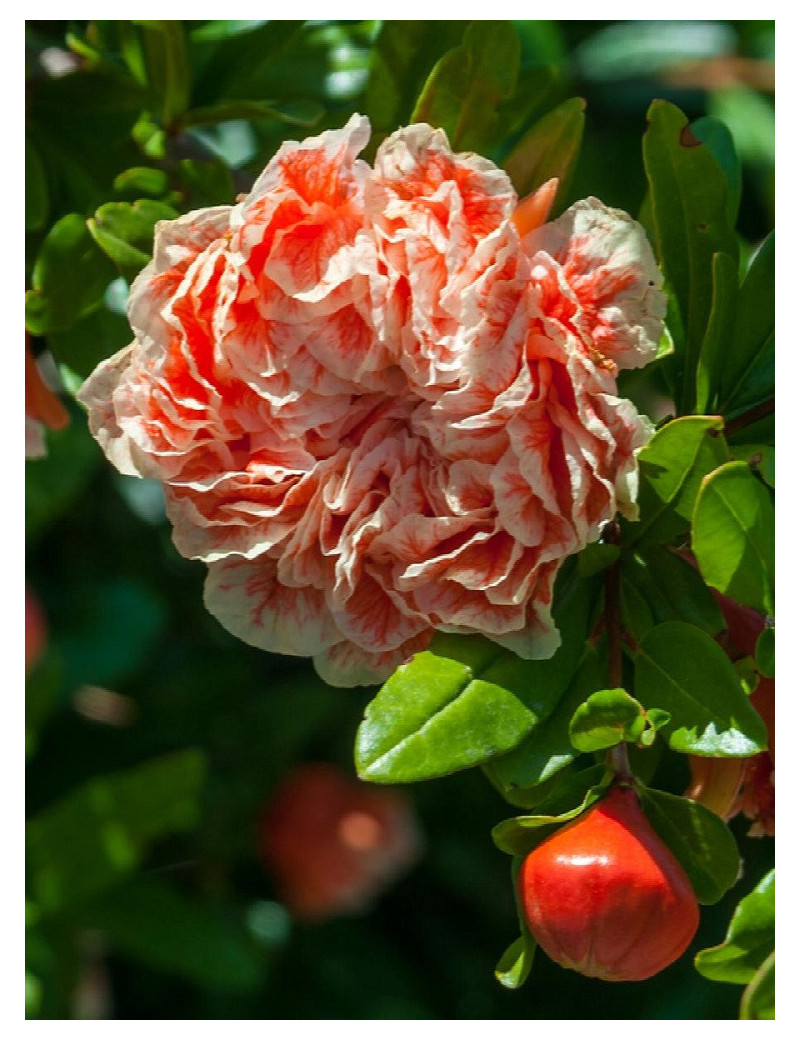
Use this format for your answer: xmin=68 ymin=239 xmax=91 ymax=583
xmin=78 ymin=115 xmax=665 ymax=686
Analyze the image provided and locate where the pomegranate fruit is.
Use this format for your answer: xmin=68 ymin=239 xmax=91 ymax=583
xmin=518 ymin=785 xmax=699 ymax=981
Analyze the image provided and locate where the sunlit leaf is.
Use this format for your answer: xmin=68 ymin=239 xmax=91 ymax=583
xmin=692 ymin=461 xmax=775 ymax=614
xmin=695 ymin=869 xmax=774 ymax=983
xmin=568 ymin=688 xmax=645 ymax=752
xmin=635 ymin=621 xmax=768 ymax=756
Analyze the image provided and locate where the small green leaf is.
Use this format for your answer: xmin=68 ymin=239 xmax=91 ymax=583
xmin=88 ymin=200 xmax=177 ymax=281
xmin=494 ymin=933 xmax=536 ymax=990
xmin=639 ymin=787 xmax=741 ymax=905
xmin=740 ymin=951 xmax=775 ymax=1020
xmin=568 ymin=688 xmax=645 ymax=753
xmin=642 ymin=99 xmax=739 ymax=413
xmin=113 ymin=167 xmax=170 ymax=198
xmin=411 ymin=21 xmax=520 ymax=153
xmin=503 ymin=96 xmax=585 ymax=208
xmin=635 ymin=621 xmax=767 ymax=756
xmin=692 ymin=461 xmax=775 ymax=615
xmin=630 ymin=415 xmax=728 ymax=547
xmin=695 ymin=869 xmax=774 ymax=984
xmin=755 ymin=627 xmax=775 ymax=678
xmin=25 ymin=215 xmax=117 ymax=335
xmin=492 ymin=780 xmax=609 ymax=857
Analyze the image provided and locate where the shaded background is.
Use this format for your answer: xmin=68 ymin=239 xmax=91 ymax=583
xmin=25 ymin=19 xmax=775 ymax=1020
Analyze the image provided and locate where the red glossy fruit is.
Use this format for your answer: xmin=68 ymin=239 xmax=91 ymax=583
xmin=518 ymin=785 xmax=700 ymax=982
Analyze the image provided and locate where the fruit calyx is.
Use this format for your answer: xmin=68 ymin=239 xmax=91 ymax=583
xmin=517 ymin=783 xmax=699 ymax=982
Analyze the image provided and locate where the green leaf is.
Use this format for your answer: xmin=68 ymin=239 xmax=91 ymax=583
xmin=191 ymin=20 xmax=306 ymax=105
xmin=740 ymin=951 xmax=775 ymax=1020
xmin=568 ymin=688 xmax=645 ymax=753
xmin=503 ymin=97 xmax=585 ymax=209
xmin=25 ymin=651 xmax=62 ymax=760
xmin=176 ymin=158 xmax=235 ymax=209
xmin=575 ymin=540 xmax=620 ymax=578
xmin=494 ymin=932 xmax=536 ymax=990
xmin=137 ymin=20 xmax=191 ymax=126
xmin=635 ymin=621 xmax=768 ymax=756
xmin=692 ymin=461 xmax=775 ymax=614
xmin=113 ymin=166 xmax=170 ymax=198
xmin=630 ymin=415 xmax=728 ymax=547
xmin=411 ymin=21 xmax=520 ymax=153
xmin=88 ymin=200 xmax=177 ymax=281
xmin=691 ymin=116 xmax=742 ymax=229
xmin=26 ymin=750 xmax=207 ymax=916
xmin=619 ymin=569 xmax=655 ymax=643
xmin=177 ymin=99 xmax=324 ymax=131
xmin=621 ymin=546 xmax=725 ymax=638
xmin=719 ymin=231 xmax=775 ymax=419
xmin=695 ymin=869 xmax=775 ymax=984
xmin=492 ymin=780 xmax=609 ymax=857
xmin=755 ymin=627 xmax=775 ymax=678
xmin=25 ymin=137 xmax=49 ymax=232
xmin=485 ymin=644 xmax=606 ymax=796
xmin=25 ymin=215 xmax=117 ymax=335
xmin=642 ymin=100 xmax=739 ymax=413
xmin=363 ymin=21 xmax=466 ymax=141
xmin=729 ymin=444 xmax=775 ymax=489
xmin=25 ymin=414 xmax=101 ymax=541
xmin=355 ymin=564 xmax=600 ymax=783
xmin=639 ymin=787 xmax=741 ymax=905
xmin=695 ymin=251 xmax=739 ymax=413
xmin=84 ymin=878 xmax=264 ymax=992
xmin=46 ymin=299 xmax=133 ymax=378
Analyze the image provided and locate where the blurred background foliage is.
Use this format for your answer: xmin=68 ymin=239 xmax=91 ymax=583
xmin=25 ymin=19 xmax=774 ymax=1020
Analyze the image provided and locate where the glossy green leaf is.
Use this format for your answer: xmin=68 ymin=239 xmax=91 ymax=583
xmin=356 ymin=564 xmax=599 ymax=783
xmin=695 ymin=869 xmax=774 ymax=984
xmin=26 ymin=750 xmax=207 ymax=916
xmin=630 ymin=415 xmax=728 ymax=547
xmin=642 ymin=100 xmax=739 ymax=413
xmin=137 ymin=20 xmax=191 ymax=126
xmin=755 ymin=627 xmax=775 ymax=678
xmin=363 ymin=21 xmax=466 ymax=140
xmin=568 ymin=688 xmax=645 ymax=752
xmin=88 ymin=199 xmax=177 ymax=281
xmin=692 ymin=461 xmax=775 ymax=614
xmin=729 ymin=444 xmax=775 ymax=489
xmin=639 ymin=787 xmax=741 ymax=905
xmin=619 ymin=569 xmax=655 ymax=643
xmin=494 ymin=932 xmax=536 ymax=990
xmin=621 ymin=546 xmax=725 ymax=638
xmin=25 ymin=137 xmax=48 ymax=232
xmin=25 ymin=215 xmax=117 ymax=335
xmin=84 ymin=878 xmax=264 ymax=992
xmin=411 ymin=21 xmax=520 ymax=153
xmin=491 ymin=780 xmax=609 ymax=857
xmin=485 ymin=644 xmax=606 ymax=797
xmin=719 ymin=231 xmax=775 ymax=419
xmin=691 ymin=116 xmax=742 ymax=229
xmin=113 ymin=166 xmax=170 ymax=198
xmin=740 ymin=951 xmax=775 ymax=1020
xmin=635 ymin=621 xmax=768 ymax=756
xmin=695 ymin=251 xmax=739 ymax=413
xmin=503 ymin=96 xmax=585 ymax=208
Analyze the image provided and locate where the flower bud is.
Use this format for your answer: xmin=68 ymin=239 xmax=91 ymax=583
xmin=518 ymin=785 xmax=699 ymax=981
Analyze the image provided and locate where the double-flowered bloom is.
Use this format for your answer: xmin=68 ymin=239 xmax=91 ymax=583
xmin=79 ymin=115 xmax=666 ymax=686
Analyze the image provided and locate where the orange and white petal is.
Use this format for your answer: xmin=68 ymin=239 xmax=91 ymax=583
xmin=313 ymin=630 xmax=433 ymax=688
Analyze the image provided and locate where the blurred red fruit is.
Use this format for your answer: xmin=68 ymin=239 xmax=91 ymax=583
xmin=518 ymin=785 xmax=699 ymax=982
xmin=257 ymin=763 xmax=421 ymax=922
xmin=711 ymin=589 xmax=767 ymax=660
xmin=25 ymin=586 xmax=47 ymax=674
